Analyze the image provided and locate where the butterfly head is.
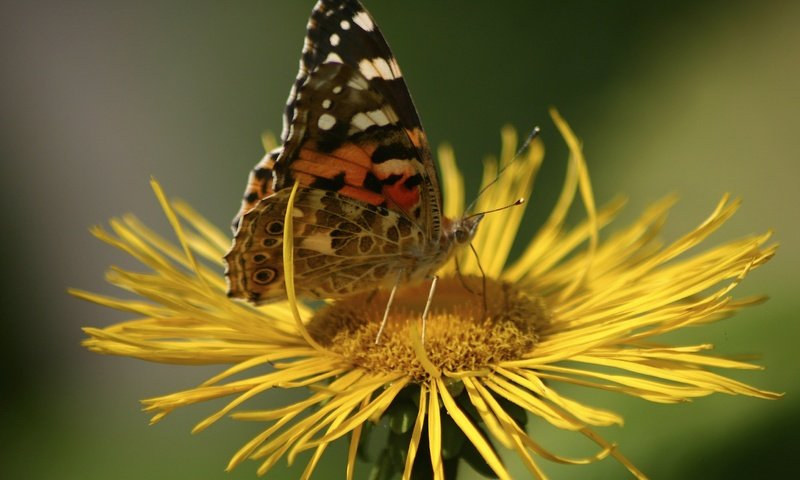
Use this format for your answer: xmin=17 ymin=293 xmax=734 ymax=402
xmin=450 ymin=214 xmax=485 ymax=245
xmin=448 ymin=197 xmax=526 ymax=246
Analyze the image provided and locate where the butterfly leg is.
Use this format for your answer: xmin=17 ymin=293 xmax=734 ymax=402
xmin=454 ymin=255 xmax=478 ymax=295
xmin=365 ymin=288 xmax=379 ymax=304
xmin=469 ymin=242 xmax=489 ymax=320
xmin=375 ymin=271 xmax=403 ymax=345
xmin=420 ymin=275 xmax=439 ymax=344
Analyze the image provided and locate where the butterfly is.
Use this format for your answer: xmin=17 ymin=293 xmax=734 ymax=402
xmin=224 ymin=0 xmax=484 ymax=315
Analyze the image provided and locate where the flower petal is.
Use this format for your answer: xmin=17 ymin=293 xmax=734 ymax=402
xmin=436 ymin=378 xmax=511 ymax=480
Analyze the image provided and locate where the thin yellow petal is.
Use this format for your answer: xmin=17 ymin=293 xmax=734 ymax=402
xmin=150 ymin=177 xmax=213 ymax=294
xmin=438 ymin=143 xmax=464 ymax=221
xmin=283 ymin=180 xmax=324 ymax=352
xmin=549 ymin=108 xmax=598 ymax=300
xmin=581 ymin=428 xmax=648 ymax=480
xmin=313 ymin=377 xmax=409 ymax=446
xmin=461 ymin=377 xmax=514 ymax=449
xmin=193 ymin=366 xmax=347 ymax=433
xmin=460 ymin=156 xmax=498 ymax=274
xmin=172 ymin=199 xmax=232 ymax=255
xmin=485 ymin=376 xmax=584 ymax=431
xmin=279 ymin=375 xmax=399 ymax=461
xmin=411 ymin=323 xmax=441 ymax=379
xmin=467 ymin=380 xmax=548 ymax=478
xmin=402 ymin=386 xmax=428 ymax=480
xmin=497 ymin=367 xmax=623 ymax=427
xmin=480 ymin=127 xmax=544 ymax=276
xmin=472 ymin=379 xmax=610 ymax=468
xmin=346 ymin=396 xmax=371 ymax=480
xmin=301 ymin=400 xmax=358 ymax=480
xmin=436 ymin=378 xmax=511 ymax=480
xmin=120 ymin=214 xmax=226 ymax=284
xmin=427 ymin=380 xmax=443 ymax=478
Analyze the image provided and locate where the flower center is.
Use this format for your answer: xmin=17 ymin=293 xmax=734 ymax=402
xmin=306 ymin=276 xmax=550 ymax=382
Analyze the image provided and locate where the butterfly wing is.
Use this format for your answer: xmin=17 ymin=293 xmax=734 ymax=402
xmin=226 ymin=186 xmax=427 ymax=303
xmin=233 ymin=0 xmax=442 ymax=237
xmin=227 ymin=0 xmax=444 ymax=303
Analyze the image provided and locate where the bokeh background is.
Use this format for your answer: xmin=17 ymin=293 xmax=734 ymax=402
xmin=2 ymin=0 xmax=798 ymax=478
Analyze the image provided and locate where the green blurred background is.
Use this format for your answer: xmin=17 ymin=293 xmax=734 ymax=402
xmin=2 ymin=0 xmax=798 ymax=478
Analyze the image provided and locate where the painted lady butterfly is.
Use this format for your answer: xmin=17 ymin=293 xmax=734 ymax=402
xmin=224 ymin=0 xmax=483 ymax=309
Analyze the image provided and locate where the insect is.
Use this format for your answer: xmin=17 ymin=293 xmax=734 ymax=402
xmin=224 ymin=0 xmax=485 ymax=337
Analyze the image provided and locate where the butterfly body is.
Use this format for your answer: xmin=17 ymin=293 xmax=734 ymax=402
xmin=225 ymin=0 xmax=482 ymax=304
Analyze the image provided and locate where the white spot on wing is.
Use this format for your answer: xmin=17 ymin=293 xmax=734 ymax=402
xmin=358 ymin=58 xmax=399 ymax=81
xmin=358 ymin=59 xmax=380 ymax=80
xmin=388 ymin=57 xmax=403 ymax=78
xmin=385 ymin=107 xmax=399 ymax=123
xmin=330 ymin=33 xmax=340 ymax=46
xmin=365 ymin=109 xmax=391 ymax=126
xmin=352 ymin=11 xmax=374 ymax=31
xmin=324 ymin=52 xmax=343 ymax=64
xmin=322 ymin=99 xmax=332 ymax=109
xmin=350 ymin=112 xmax=374 ymax=131
xmin=373 ymin=57 xmax=395 ymax=80
xmin=302 ymin=235 xmax=336 ymax=255
xmin=375 ymin=159 xmax=424 ymax=179
xmin=347 ymin=75 xmax=368 ymax=90
xmin=340 ymin=20 xmax=350 ymax=30
xmin=332 ymin=85 xmax=343 ymax=94
xmin=317 ymin=113 xmax=336 ymax=130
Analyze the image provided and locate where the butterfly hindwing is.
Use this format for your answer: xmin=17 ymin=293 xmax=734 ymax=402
xmin=226 ymin=186 xmax=426 ymax=303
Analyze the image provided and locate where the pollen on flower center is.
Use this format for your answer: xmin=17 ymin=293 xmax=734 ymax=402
xmin=306 ymin=276 xmax=550 ymax=382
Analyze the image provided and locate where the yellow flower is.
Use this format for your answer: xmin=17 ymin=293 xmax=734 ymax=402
xmin=72 ymin=110 xmax=779 ymax=479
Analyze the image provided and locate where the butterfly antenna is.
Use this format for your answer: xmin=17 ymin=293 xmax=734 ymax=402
xmin=466 ymin=126 xmax=540 ymax=214
xmin=463 ymin=198 xmax=525 ymax=221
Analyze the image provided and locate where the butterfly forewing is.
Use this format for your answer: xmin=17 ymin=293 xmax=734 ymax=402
xmin=286 ymin=0 xmax=422 ymax=138
xmin=236 ymin=0 xmax=442 ymax=230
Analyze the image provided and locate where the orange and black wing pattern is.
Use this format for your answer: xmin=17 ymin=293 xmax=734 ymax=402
xmin=232 ymin=0 xmax=442 ymax=237
xmin=226 ymin=0 xmax=445 ymax=303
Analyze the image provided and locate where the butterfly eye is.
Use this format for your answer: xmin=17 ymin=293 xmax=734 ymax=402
xmin=454 ymin=228 xmax=470 ymax=244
